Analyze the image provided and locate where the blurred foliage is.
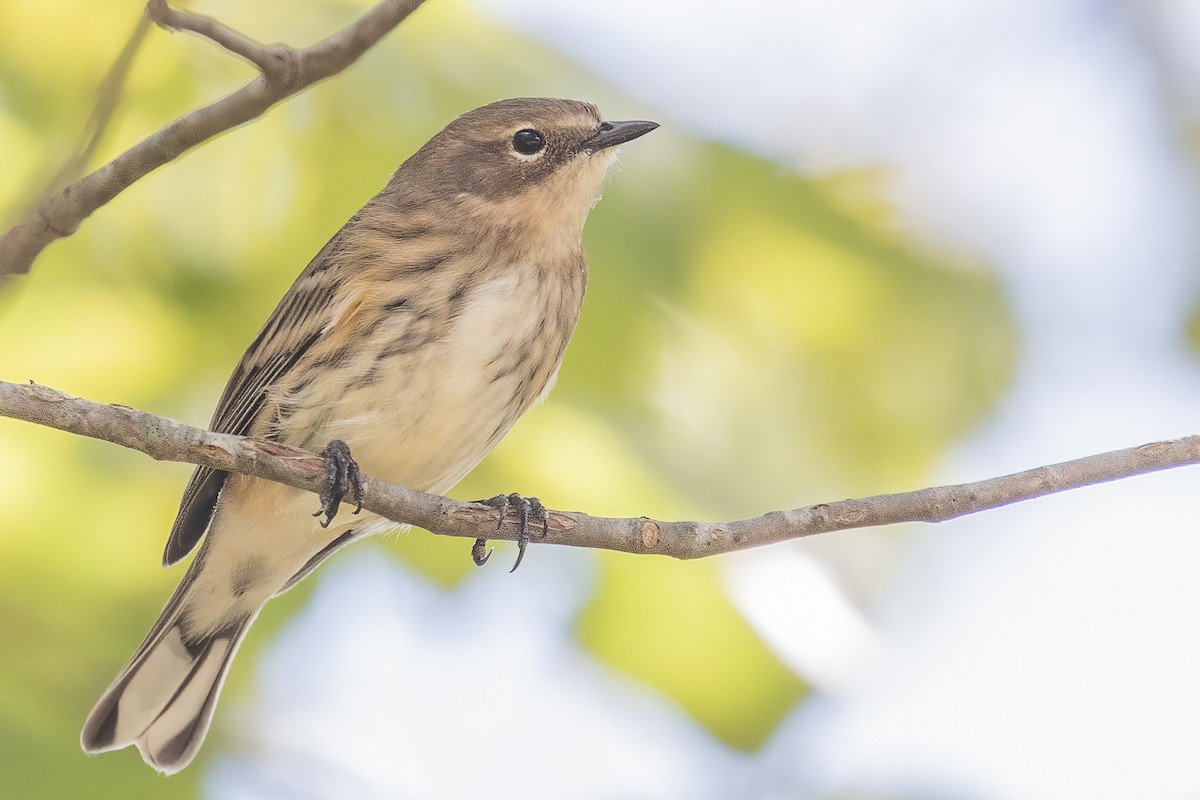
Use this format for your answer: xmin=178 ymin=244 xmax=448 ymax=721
xmin=1185 ymin=294 xmax=1200 ymax=358
xmin=0 ymin=0 xmax=1014 ymax=796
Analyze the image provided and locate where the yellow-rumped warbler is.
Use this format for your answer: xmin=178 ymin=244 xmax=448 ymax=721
xmin=80 ymin=98 xmax=656 ymax=773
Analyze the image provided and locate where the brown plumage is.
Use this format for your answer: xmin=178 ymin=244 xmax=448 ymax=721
xmin=80 ymin=98 xmax=656 ymax=773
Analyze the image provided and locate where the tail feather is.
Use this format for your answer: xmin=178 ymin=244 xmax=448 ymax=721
xmin=81 ymin=587 xmax=255 ymax=774
xmin=82 ymin=514 xmax=356 ymax=772
xmin=136 ymin=627 xmax=244 ymax=772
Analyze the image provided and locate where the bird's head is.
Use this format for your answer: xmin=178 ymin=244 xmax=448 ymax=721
xmin=391 ymin=98 xmax=658 ymax=236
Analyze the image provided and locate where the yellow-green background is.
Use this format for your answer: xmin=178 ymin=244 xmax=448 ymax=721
xmin=0 ymin=1 xmax=1014 ymax=797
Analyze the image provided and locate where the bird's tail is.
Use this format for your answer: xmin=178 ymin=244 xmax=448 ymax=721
xmin=80 ymin=566 xmax=256 ymax=774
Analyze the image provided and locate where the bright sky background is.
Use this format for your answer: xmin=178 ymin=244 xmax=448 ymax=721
xmin=210 ymin=1 xmax=1200 ymax=797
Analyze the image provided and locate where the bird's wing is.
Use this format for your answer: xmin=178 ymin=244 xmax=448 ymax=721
xmin=162 ymin=238 xmax=345 ymax=566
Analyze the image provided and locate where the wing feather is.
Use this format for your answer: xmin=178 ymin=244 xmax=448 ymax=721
xmin=162 ymin=237 xmax=346 ymax=565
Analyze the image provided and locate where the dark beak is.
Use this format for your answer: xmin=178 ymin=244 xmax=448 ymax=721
xmin=580 ymin=119 xmax=659 ymax=152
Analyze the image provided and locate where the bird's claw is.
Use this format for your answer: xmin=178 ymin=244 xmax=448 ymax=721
xmin=471 ymin=538 xmax=492 ymax=567
xmin=471 ymin=492 xmax=548 ymax=572
xmin=312 ymin=439 xmax=363 ymax=528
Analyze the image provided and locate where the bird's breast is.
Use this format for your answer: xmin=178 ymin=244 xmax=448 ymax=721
xmin=279 ymin=255 xmax=586 ymax=494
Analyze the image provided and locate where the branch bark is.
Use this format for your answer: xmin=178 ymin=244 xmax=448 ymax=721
xmin=3 ymin=379 xmax=1197 ymax=560
xmin=0 ymin=0 xmax=426 ymax=279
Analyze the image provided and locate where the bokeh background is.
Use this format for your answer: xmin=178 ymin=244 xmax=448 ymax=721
xmin=3 ymin=0 xmax=1200 ymax=797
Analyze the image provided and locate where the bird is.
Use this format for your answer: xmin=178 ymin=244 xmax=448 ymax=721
xmin=79 ymin=97 xmax=657 ymax=773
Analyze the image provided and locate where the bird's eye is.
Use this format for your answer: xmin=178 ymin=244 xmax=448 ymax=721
xmin=512 ymin=129 xmax=546 ymax=155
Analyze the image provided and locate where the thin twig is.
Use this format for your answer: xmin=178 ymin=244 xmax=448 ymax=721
xmin=42 ymin=14 xmax=154 ymax=200
xmin=0 ymin=0 xmax=426 ymax=279
xmin=147 ymin=0 xmax=286 ymax=77
xmin=2 ymin=379 xmax=1197 ymax=560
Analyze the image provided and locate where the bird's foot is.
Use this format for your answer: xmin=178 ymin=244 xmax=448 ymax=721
xmin=312 ymin=439 xmax=363 ymax=528
xmin=471 ymin=492 xmax=548 ymax=572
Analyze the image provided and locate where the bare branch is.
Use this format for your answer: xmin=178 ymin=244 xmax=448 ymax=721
xmin=3 ymin=379 xmax=1198 ymax=560
xmin=147 ymin=0 xmax=286 ymax=77
xmin=0 ymin=0 xmax=426 ymax=279
xmin=42 ymin=15 xmax=154 ymax=200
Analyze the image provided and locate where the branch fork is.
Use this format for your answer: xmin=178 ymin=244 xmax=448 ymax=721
xmin=0 ymin=0 xmax=426 ymax=278
xmin=146 ymin=0 xmax=300 ymax=86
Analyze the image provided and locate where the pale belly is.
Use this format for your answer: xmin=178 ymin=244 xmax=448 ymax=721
xmin=186 ymin=267 xmax=580 ymax=631
xmin=283 ymin=268 xmax=577 ymax=495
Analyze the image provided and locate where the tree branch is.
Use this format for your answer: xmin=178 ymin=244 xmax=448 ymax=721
xmin=41 ymin=14 xmax=154 ymax=202
xmin=0 ymin=0 xmax=426 ymax=279
xmin=3 ymin=379 xmax=1198 ymax=560
xmin=147 ymin=0 xmax=287 ymax=76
